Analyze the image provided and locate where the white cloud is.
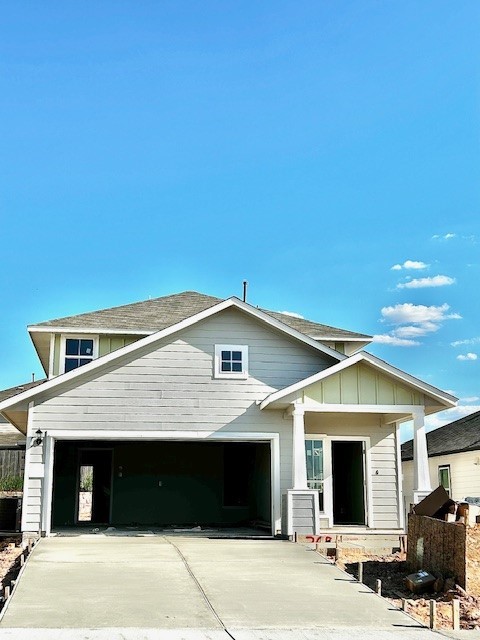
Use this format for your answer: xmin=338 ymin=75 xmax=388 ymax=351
xmin=432 ymin=233 xmax=456 ymax=240
xmin=425 ymin=405 xmax=480 ymax=431
xmin=381 ymin=302 xmax=461 ymax=325
xmin=397 ymin=275 xmax=455 ymax=289
xmin=393 ymin=323 xmax=440 ymax=338
xmin=278 ymin=310 xmax=304 ymax=319
xmin=372 ymin=334 xmax=420 ymax=347
xmin=377 ymin=303 xmax=460 ymax=347
xmin=391 ymin=260 xmax=428 ymax=271
xmin=451 ymin=337 xmax=480 ymax=347
xmin=461 ymin=396 xmax=480 ymax=403
xmin=457 ymin=352 xmax=478 ymax=361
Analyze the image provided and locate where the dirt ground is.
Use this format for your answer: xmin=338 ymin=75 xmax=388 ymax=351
xmin=336 ymin=547 xmax=480 ymax=631
xmin=0 ymin=538 xmax=24 ymax=606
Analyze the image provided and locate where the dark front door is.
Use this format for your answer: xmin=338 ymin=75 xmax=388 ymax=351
xmin=332 ymin=440 xmax=366 ymax=525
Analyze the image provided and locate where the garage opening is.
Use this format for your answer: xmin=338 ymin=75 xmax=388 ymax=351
xmin=332 ymin=440 xmax=366 ymax=525
xmin=52 ymin=440 xmax=271 ymax=532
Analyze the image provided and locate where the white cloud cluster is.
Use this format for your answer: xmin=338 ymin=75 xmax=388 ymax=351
xmin=381 ymin=302 xmax=461 ymax=325
xmin=396 ymin=275 xmax=455 ymax=289
xmin=279 ymin=310 xmax=304 ymax=319
xmin=432 ymin=233 xmax=456 ymax=240
xmin=391 ymin=260 xmax=429 ymax=271
xmin=371 ymin=334 xmax=419 ymax=347
xmin=425 ymin=405 xmax=480 ymax=431
xmin=451 ymin=337 xmax=480 ymax=347
xmin=374 ymin=303 xmax=461 ymax=347
xmin=457 ymin=353 xmax=478 ymax=361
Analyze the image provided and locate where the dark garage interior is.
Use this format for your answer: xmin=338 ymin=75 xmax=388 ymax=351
xmin=52 ymin=440 xmax=272 ymax=531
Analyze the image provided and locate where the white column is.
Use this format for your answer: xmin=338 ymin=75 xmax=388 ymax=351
xmin=292 ymin=406 xmax=308 ymax=490
xmin=413 ymin=407 xmax=432 ymax=503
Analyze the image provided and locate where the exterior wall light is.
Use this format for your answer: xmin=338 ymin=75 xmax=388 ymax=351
xmin=33 ymin=429 xmax=44 ymax=447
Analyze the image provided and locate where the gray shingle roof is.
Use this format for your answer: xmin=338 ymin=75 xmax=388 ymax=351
xmin=401 ymin=410 xmax=480 ymax=461
xmin=0 ymin=379 xmax=47 ymax=404
xmin=30 ymin=291 xmax=371 ymax=341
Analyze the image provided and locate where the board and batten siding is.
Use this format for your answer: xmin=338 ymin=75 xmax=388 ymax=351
xmin=305 ymin=414 xmax=400 ymax=528
xmin=26 ymin=309 xmax=335 ymax=531
xmin=402 ymin=450 xmax=480 ymax=506
xmin=304 ymin=363 xmax=424 ymax=406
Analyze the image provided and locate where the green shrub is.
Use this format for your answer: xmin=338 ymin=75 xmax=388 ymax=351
xmin=0 ymin=475 xmax=24 ymax=491
xmin=80 ymin=471 xmax=93 ymax=492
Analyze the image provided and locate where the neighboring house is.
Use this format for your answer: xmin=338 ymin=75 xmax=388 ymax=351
xmin=0 ymin=291 xmax=457 ymax=538
xmin=0 ymin=381 xmax=46 ymax=482
xmin=402 ymin=410 xmax=480 ymax=507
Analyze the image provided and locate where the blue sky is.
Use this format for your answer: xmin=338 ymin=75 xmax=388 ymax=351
xmin=1 ymin=2 xmax=479 ymax=441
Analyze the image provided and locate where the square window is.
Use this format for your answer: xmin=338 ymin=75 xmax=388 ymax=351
xmin=65 ymin=339 xmax=80 ymax=356
xmin=215 ymin=345 xmax=248 ymax=378
xmin=61 ymin=335 xmax=98 ymax=374
xmin=80 ymin=340 xmax=94 ymax=356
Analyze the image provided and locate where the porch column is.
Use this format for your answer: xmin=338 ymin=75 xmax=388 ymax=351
xmin=292 ymin=406 xmax=308 ymax=490
xmin=413 ymin=407 xmax=432 ymax=503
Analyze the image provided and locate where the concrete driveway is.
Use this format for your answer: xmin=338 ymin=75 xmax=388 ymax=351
xmin=0 ymin=536 xmax=438 ymax=639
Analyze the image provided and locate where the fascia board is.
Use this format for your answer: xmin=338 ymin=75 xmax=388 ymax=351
xmin=1 ymin=297 xmax=343 ymax=412
xmin=310 ymin=335 xmax=371 ymax=342
xmin=260 ymin=351 xmax=458 ymax=410
xmin=28 ymin=326 xmax=153 ymax=336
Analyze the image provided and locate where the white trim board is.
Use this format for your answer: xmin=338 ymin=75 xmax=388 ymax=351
xmin=2 ymin=297 xmax=344 ymax=412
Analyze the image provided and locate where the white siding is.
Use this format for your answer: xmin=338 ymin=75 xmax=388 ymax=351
xmin=22 ymin=440 xmax=44 ymax=532
xmin=26 ymin=309 xmax=334 ymax=529
xmin=403 ymin=450 xmax=480 ymax=505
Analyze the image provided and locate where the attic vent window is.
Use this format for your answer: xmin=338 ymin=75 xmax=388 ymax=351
xmin=214 ymin=345 xmax=248 ymax=379
xmin=61 ymin=336 xmax=98 ymax=374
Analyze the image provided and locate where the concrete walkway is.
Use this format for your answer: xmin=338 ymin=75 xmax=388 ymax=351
xmin=0 ymin=536 xmax=441 ymax=639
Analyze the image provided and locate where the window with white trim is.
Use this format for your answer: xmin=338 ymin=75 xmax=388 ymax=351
xmin=438 ymin=465 xmax=451 ymax=497
xmin=61 ymin=335 xmax=98 ymax=374
xmin=305 ymin=438 xmax=325 ymax=511
xmin=214 ymin=345 xmax=248 ymax=379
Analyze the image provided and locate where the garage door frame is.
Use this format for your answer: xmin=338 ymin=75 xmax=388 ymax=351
xmin=42 ymin=430 xmax=281 ymax=536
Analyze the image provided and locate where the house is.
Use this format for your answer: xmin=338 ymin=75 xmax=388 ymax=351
xmin=402 ymin=410 xmax=480 ymax=507
xmin=0 ymin=291 xmax=457 ymax=538
xmin=0 ymin=381 xmax=46 ymax=484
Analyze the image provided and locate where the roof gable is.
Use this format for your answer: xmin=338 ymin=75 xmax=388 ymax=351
xmin=260 ymin=351 xmax=457 ymax=411
xmin=1 ymin=297 xmax=343 ymax=412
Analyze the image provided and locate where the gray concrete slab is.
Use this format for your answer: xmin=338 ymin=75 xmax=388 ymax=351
xmin=1 ymin=537 xmax=220 ymax=629
xmin=170 ymin=537 xmax=422 ymax=629
xmin=0 ymin=628 xmax=444 ymax=640
xmin=1 ymin=536 xmax=431 ymax=634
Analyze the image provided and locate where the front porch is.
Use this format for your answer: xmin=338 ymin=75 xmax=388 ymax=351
xmin=261 ymin=352 xmax=457 ymax=536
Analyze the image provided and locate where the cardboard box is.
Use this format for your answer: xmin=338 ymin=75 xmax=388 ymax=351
xmin=414 ymin=486 xmax=455 ymax=519
xmin=405 ymin=570 xmax=436 ymax=594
